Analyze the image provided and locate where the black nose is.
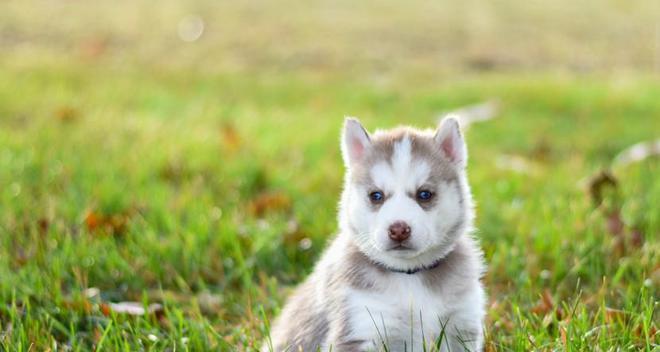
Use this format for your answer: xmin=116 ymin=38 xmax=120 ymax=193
xmin=388 ymin=221 xmax=411 ymax=242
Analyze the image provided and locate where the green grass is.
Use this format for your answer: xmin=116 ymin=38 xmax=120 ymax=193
xmin=1 ymin=64 xmax=657 ymax=351
xmin=1 ymin=1 xmax=659 ymax=350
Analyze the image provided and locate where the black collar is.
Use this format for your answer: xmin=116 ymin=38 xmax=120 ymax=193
xmin=382 ymin=257 xmax=444 ymax=275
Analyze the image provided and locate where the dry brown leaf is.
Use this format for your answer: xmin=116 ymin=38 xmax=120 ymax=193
xmin=62 ymin=298 xmax=92 ymax=314
xmin=54 ymin=106 xmax=79 ymax=123
xmin=99 ymin=303 xmax=112 ymax=317
xmin=484 ymin=340 xmax=497 ymax=352
xmin=530 ymin=138 xmax=552 ymax=161
xmin=584 ymin=168 xmax=647 ymax=254
xmin=93 ymin=326 xmax=103 ymax=345
xmin=79 ymin=36 xmax=108 ymax=59
xmin=37 ymin=218 xmax=50 ymax=235
xmin=487 ymin=300 xmax=515 ymax=332
xmin=84 ymin=211 xmax=101 ymax=230
xmin=559 ymin=325 xmax=567 ymax=345
xmin=159 ymin=159 xmax=187 ymax=183
xmin=84 ymin=210 xmax=130 ymax=236
xmin=531 ymin=289 xmax=565 ymax=321
xmin=633 ymin=324 xmax=657 ymax=339
xmin=587 ymin=170 xmax=617 ymax=207
xmin=248 ymin=192 xmax=292 ymax=217
xmin=220 ymin=123 xmax=241 ymax=152
xmin=606 ymin=211 xmax=625 ymax=237
xmin=531 ymin=289 xmax=554 ymax=316
xmin=630 ymin=228 xmax=644 ymax=248
xmin=604 ymin=307 xmax=626 ymax=323
xmin=12 ymin=247 xmax=30 ymax=269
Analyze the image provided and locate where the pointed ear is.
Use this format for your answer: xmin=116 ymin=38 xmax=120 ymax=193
xmin=341 ymin=117 xmax=371 ymax=168
xmin=435 ymin=115 xmax=467 ymax=167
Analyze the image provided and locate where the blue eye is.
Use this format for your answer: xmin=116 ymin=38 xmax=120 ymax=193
xmin=417 ymin=190 xmax=434 ymax=201
xmin=369 ymin=191 xmax=384 ymax=203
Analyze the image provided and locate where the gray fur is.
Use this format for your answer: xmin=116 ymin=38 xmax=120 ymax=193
xmin=352 ymin=127 xmax=458 ymax=188
xmin=266 ymin=279 xmax=329 ymax=351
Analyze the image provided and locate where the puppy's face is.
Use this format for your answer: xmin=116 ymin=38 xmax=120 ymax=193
xmin=340 ymin=118 xmax=472 ymax=271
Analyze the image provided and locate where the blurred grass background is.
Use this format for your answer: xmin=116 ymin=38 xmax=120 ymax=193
xmin=3 ymin=0 xmax=660 ymax=73
xmin=0 ymin=0 xmax=658 ymax=350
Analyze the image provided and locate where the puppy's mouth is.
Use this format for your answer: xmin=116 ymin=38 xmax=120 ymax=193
xmin=387 ymin=243 xmax=414 ymax=251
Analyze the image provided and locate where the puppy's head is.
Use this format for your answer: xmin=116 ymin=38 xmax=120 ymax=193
xmin=339 ymin=117 xmax=473 ymax=271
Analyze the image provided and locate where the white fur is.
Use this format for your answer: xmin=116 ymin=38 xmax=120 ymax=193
xmin=344 ymin=137 xmax=468 ymax=272
xmin=344 ymin=273 xmax=485 ymax=351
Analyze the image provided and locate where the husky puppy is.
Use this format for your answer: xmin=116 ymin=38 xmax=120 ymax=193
xmin=265 ymin=117 xmax=486 ymax=352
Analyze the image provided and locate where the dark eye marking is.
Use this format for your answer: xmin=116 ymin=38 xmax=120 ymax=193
xmin=368 ymin=190 xmax=385 ymax=204
xmin=416 ymin=189 xmax=435 ymax=202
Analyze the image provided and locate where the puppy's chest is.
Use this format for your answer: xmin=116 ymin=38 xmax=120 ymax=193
xmin=344 ymin=275 xmax=450 ymax=347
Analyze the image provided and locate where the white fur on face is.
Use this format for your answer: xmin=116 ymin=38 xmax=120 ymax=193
xmin=345 ymin=136 xmax=469 ymax=271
